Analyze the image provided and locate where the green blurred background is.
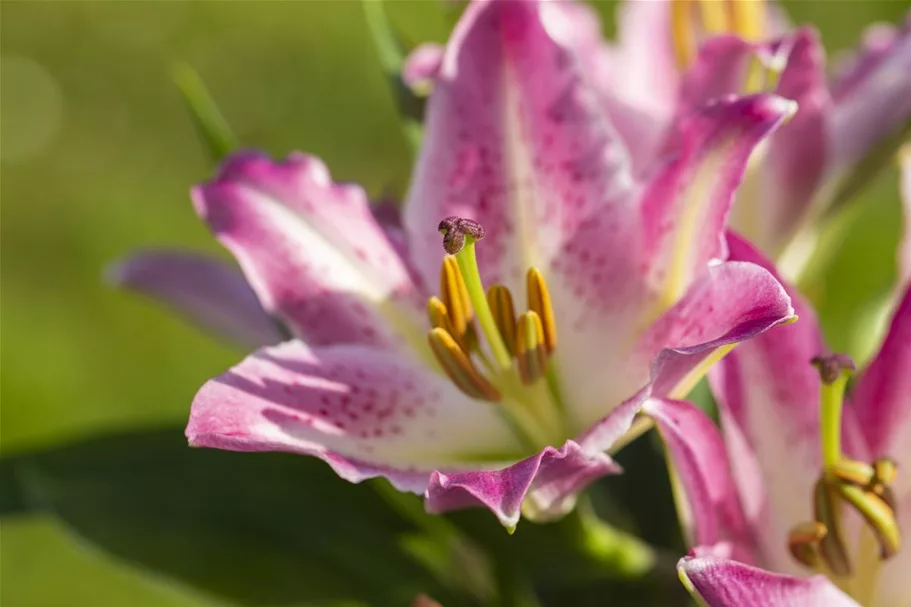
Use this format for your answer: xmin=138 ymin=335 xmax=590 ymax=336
xmin=1 ymin=1 xmax=907 ymax=605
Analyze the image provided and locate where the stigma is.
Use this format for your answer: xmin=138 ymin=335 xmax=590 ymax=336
xmin=787 ymin=353 xmax=902 ymax=578
xmin=428 ymin=217 xmax=558 ymax=401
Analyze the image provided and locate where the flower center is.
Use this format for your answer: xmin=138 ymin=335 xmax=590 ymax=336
xmin=428 ymin=217 xmax=565 ymax=450
xmin=787 ymin=354 xmax=902 ymax=598
xmin=671 ymin=0 xmax=766 ymax=69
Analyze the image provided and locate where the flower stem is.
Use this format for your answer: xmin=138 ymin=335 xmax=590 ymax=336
xmin=455 ymin=241 xmax=513 ymax=370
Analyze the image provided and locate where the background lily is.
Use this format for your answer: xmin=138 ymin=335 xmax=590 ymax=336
xmin=118 ymin=0 xmax=796 ymax=529
xmin=646 ymin=232 xmax=911 ymax=606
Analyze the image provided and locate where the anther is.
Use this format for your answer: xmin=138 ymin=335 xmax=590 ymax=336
xmin=834 ymin=482 xmax=901 ymax=560
xmin=428 ymin=328 xmax=501 ymax=401
xmin=488 ymin=285 xmax=517 ymax=356
xmin=440 ymin=256 xmax=473 ymax=338
xmin=811 ymin=353 xmax=856 ymax=385
xmin=873 ymin=458 xmax=898 ymax=487
xmin=787 ymin=521 xmax=828 ymax=569
xmin=516 ymin=311 xmax=549 ymax=385
xmin=526 ymin=268 xmax=557 ymax=354
xmin=814 ymin=478 xmax=852 ymax=576
xmin=438 ymin=216 xmax=485 ymax=255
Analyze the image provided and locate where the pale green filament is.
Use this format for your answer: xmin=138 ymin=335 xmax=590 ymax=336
xmin=454 ymin=239 xmax=513 ymax=370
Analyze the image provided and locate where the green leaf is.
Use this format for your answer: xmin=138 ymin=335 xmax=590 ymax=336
xmin=0 ymin=427 xmax=476 ymax=607
xmin=172 ymin=63 xmax=238 ymax=163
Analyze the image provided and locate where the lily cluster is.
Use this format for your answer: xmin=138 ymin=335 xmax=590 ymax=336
xmin=112 ymin=0 xmax=911 ymax=604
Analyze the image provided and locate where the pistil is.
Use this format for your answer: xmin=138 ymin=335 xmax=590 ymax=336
xmin=439 ymin=217 xmax=513 ymax=370
xmin=811 ymin=354 xmax=856 ymax=470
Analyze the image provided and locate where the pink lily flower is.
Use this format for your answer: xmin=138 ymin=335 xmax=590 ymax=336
xmin=646 ymin=231 xmax=911 ymax=605
xmin=403 ymin=0 xmax=911 ymax=268
xmin=115 ymin=0 xmax=796 ymax=528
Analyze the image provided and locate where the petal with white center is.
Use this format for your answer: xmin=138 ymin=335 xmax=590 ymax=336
xmin=403 ymin=0 xmax=633 ymax=295
xmin=193 ymin=150 xmax=424 ymax=349
xmin=187 ymin=340 xmax=524 ymax=494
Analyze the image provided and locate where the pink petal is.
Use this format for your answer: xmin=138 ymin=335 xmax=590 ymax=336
xmin=107 ymin=250 xmax=285 ymax=347
xmin=186 ymin=340 xmax=524 ymax=493
xmin=402 ymin=43 xmax=444 ymax=92
xmin=707 ymin=233 xmax=843 ymax=574
xmin=641 ymin=94 xmax=795 ymax=302
xmin=403 ymin=0 xmax=633 ymax=294
xmin=426 ymin=396 xmax=643 ymax=530
xmin=828 ymin=15 xmax=911 ymax=184
xmin=193 ymin=150 xmax=424 ymax=348
xmin=674 ymin=30 xmax=830 ymax=256
xmin=852 ymin=284 xmax=911 ymax=463
xmin=678 ymin=556 xmax=861 ymax=607
xmin=644 ymin=398 xmax=753 ymax=558
xmin=901 ymin=146 xmax=911 ymax=286
xmin=427 ymin=440 xmax=619 ymax=531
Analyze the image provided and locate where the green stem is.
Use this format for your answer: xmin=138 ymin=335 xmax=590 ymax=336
xmin=820 ymin=373 xmax=850 ymax=469
xmin=564 ymin=497 xmax=656 ymax=578
xmin=455 ymin=242 xmax=513 ymax=370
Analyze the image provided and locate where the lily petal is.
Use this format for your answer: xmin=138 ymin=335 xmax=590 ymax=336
xmin=675 ymin=30 xmax=830 ymax=256
xmin=852 ymin=284 xmax=911 ymax=465
xmin=707 ymin=233 xmax=832 ymax=574
xmin=828 ymin=15 xmax=911 ymax=192
xmin=194 ymin=150 xmax=424 ymax=349
xmin=678 ymin=556 xmax=861 ymax=607
xmin=403 ymin=0 xmax=633 ymax=294
xmin=107 ymin=249 xmax=285 ymax=347
xmin=550 ymin=96 xmax=795 ymax=432
xmin=187 ymin=340 xmax=524 ymax=493
xmin=427 ymin=440 xmax=619 ymax=530
xmin=901 ymin=145 xmax=911 ymax=286
xmin=402 ymin=43 xmax=444 ymax=94
xmin=427 ymin=395 xmax=642 ymax=529
xmin=644 ymin=398 xmax=752 ymax=556
xmin=641 ymin=94 xmax=795 ymax=308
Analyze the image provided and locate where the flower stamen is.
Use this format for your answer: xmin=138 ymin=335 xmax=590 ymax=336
xmin=516 ymin=311 xmax=549 ymax=385
xmin=440 ymin=256 xmax=473 ymax=341
xmin=787 ymin=353 xmax=902 ymax=576
xmin=428 ymin=327 xmax=501 ymax=401
xmin=527 ymin=268 xmax=557 ymax=354
xmin=488 ymin=285 xmax=517 ymax=356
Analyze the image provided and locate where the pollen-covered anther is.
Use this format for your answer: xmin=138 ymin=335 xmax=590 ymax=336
xmin=428 ymin=328 xmax=501 ymax=402
xmin=516 ymin=311 xmax=549 ymax=385
xmin=787 ymin=521 xmax=828 ymax=569
xmin=810 ymin=353 xmax=857 ymax=384
xmin=488 ymin=285 xmax=517 ymax=356
xmin=438 ymin=216 xmax=485 ymax=255
xmin=526 ymin=268 xmax=557 ymax=354
xmin=440 ymin=256 xmax=473 ymax=339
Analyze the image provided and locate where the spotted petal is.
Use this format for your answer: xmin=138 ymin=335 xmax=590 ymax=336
xmin=403 ymin=0 xmax=633 ymax=296
xmin=549 ymin=96 xmax=795 ymax=433
xmin=107 ymin=249 xmax=285 ymax=347
xmin=187 ymin=340 xmax=524 ymax=494
xmin=194 ymin=150 xmax=424 ymax=349
xmin=678 ymin=556 xmax=861 ymax=607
